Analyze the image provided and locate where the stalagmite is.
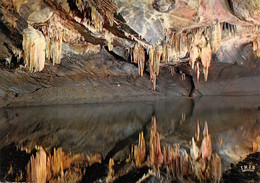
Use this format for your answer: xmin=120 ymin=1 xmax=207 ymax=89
xmin=23 ymin=25 xmax=46 ymax=72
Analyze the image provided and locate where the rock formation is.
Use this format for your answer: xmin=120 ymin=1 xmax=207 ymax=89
xmin=0 ymin=0 xmax=259 ymax=106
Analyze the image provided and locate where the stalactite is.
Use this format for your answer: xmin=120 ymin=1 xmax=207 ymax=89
xmin=72 ymin=0 xmax=116 ymax=28
xmin=211 ymin=21 xmax=222 ymax=53
xmin=104 ymin=30 xmax=114 ymax=51
xmin=162 ymin=44 xmax=168 ymax=62
xmin=133 ymin=43 xmax=146 ymax=77
xmin=179 ymin=34 xmax=188 ymax=57
xmin=105 ymin=10 xmax=114 ymax=27
xmin=91 ymin=6 xmax=104 ymax=32
xmin=75 ymin=0 xmax=86 ymax=12
xmin=253 ymin=37 xmax=260 ymax=57
xmin=221 ymin=22 xmax=236 ymax=37
xmin=172 ymin=32 xmax=176 ymax=48
xmin=155 ymin=46 xmax=162 ymax=75
xmin=22 ymin=25 xmax=46 ymax=72
xmin=189 ymin=45 xmax=200 ymax=69
xmin=175 ymin=34 xmax=180 ymax=57
xmin=196 ymin=62 xmax=200 ymax=81
xmin=40 ymin=13 xmax=84 ymax=67
xmin=46 ymin=37 xmax=63 ymax=65
xmin=200 ymin=43 xmax=212 ymax=81
xmin=167 ymin=46 xmax=175 ymax=62
xmin=148 ymin=47 xmax=156 ymax=90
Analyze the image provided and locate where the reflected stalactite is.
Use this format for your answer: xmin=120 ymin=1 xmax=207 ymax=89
xmin=190 ymin=137 xmax=199 ymax=161
xmin=201 ymin=121 xmax=212 ymax=159
xmin=125 ymin=117 xmax=222 ymax=182
xmin=26 ymin=147 xmax=47 ymax=183
xmin=133 ymin=132 xmax=146 ymax=167
xmin=106 ymin=158 xmax=115 ymax=183
xmin=2 ymin=113 xmax=259 ymax=182
xmin=25 ymin=146 xmax=101 ymax=183
xmin=128 ymin=116 xmax=222 ymax=182
xmin=148 ymin=117 xmax=163 ymax=171
xmin=253 ymin=135 xmax=260 ymax=152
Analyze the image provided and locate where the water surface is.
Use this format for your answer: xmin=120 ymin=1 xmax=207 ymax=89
xmin=0 ymin=96 xmax=259 ymax=175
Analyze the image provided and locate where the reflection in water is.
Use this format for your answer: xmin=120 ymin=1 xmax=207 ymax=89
xmin=0 ymin=96 xmax=260 ymax=182
xmin=26 ymin=147 xmax=101 ymax=183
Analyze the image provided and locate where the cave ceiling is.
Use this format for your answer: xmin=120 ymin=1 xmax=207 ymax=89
xmin=0 ymin=0 xmax=260 ymax=91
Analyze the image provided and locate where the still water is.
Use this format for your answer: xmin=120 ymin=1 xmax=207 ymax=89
xmin=0 ymin=96 xmax=259 ymax=181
